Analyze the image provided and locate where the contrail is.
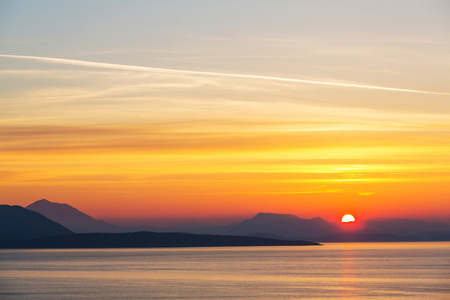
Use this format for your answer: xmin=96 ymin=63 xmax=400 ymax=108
xmin=1 ymin=54 xmax=449 ymax=96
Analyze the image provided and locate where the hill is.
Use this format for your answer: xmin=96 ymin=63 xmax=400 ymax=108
xmin=24 ymin=199 xmax=227 ymax=234
xmin=20 ymin=200 xmax=450 ymax=242
xmin=0 ymin=205 xmax=73 ymax=239
xmin=26 ymin=199 xmax=126 ymax=233
xmin=225 ymin=213 xmax=336 ymax=240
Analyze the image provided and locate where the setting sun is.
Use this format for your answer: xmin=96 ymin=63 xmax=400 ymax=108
xmin=341 ymin=214 xmax=356 ymax=223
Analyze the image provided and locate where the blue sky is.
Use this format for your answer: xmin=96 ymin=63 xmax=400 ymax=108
xmin=2 ymin=1 xmax=449 ymax=82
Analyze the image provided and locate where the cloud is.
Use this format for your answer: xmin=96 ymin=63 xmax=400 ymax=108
xmin=1 ymin=54 xmax=449 ymax=96
xmin=1 ymin=123 xmax=449 ymax=157
xmin=358 ymin=192 xmax=375 ymax=196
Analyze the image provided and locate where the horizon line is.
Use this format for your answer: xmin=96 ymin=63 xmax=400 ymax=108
xmin=1 ymin=54 xmax=450 ymax=96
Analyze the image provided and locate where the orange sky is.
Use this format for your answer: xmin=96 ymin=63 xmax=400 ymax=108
xmin=1 ymin=1 xmax=449 ymax=225
xmin=1 ymin=79 xmax=449 ymax=224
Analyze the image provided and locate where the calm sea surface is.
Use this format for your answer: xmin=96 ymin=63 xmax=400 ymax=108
xmin=0 ymin=242 xmax=449 ymax=299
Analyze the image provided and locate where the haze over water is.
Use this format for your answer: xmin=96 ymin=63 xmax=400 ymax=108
xmin=1 ymin=242 xmax=449 ymax=299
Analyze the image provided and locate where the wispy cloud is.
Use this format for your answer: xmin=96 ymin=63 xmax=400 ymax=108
xmin=1 ymin=54 xmax=449 ymax=96
xmin=1 ymin=123 xmax=449 ymax=157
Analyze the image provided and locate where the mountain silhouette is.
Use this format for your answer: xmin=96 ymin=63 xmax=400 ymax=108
xmin=9 ymin=199 xmax=448 ymax=248
xmin=0 ymin=205 xmax=73 ymax=239
xmin=225 ymin=213 xmax=336 ymax=240
xmin=0 ymin=203 xmax=320 ymax=249
xmin=19 ymin=200 xmax=450 ymax=242
xmin=25 ymin=199 xmax=227 ymax=234
xmin=26 ymin=199 xmax=126 ymax=233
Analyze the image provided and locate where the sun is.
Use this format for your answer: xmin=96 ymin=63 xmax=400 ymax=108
xmin=341 ymin=214 xmax=356 ymax=223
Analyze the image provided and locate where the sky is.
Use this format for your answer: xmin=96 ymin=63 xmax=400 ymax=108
xmin=1 ymin=0 xmax=449 ymax=225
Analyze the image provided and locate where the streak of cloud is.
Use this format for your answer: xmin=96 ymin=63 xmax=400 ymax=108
xmin=1 ymin=123 xmax=449 ymax=155
xmin=1 ymin=54 xmax=449 ymax=96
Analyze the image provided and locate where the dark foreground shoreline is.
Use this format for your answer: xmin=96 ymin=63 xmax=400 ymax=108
xmin=0 ymin=231 xmax=320 ymax=249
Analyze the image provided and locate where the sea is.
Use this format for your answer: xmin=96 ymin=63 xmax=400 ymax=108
xmin=0 ymin=242 xmax=448 ymax=299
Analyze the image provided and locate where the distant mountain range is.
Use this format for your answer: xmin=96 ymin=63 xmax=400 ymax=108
xmin=219 ymin=212 xmax=450 ymax=242
xmin=0 ymin=202 xmax=318 ymax=249
xmin=26 ymin=199 xmax=126 ymax=233
xmin=25 ymin=199 xmax=450 ymax=241
xmin=224 ymin=213 xmax=335 ymax=240
xmin=3 ymin=199 xmax=450 ymax=247
xmin=24 ymin=199 xmax=340 ymax=238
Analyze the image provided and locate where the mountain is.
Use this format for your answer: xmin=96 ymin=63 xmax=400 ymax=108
xmin=225 ymin=213 xmax=336 ymax=240
xmin=0 ymin=231 xmax=320 ymax=249
xmin=218 ymin=213 xmax=450 ymax=242
xmin=26 ymin=199 xmax=127 ymax=233
xmin=21 ymin=200 xmax=450 ymax=242
xmin=0 ymin=205 xmax=73 ymax=239
xmin=1 ymin=203 xmax=320 ymax=249
xmin=24 ymin=199 xmax=234 ymax=234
